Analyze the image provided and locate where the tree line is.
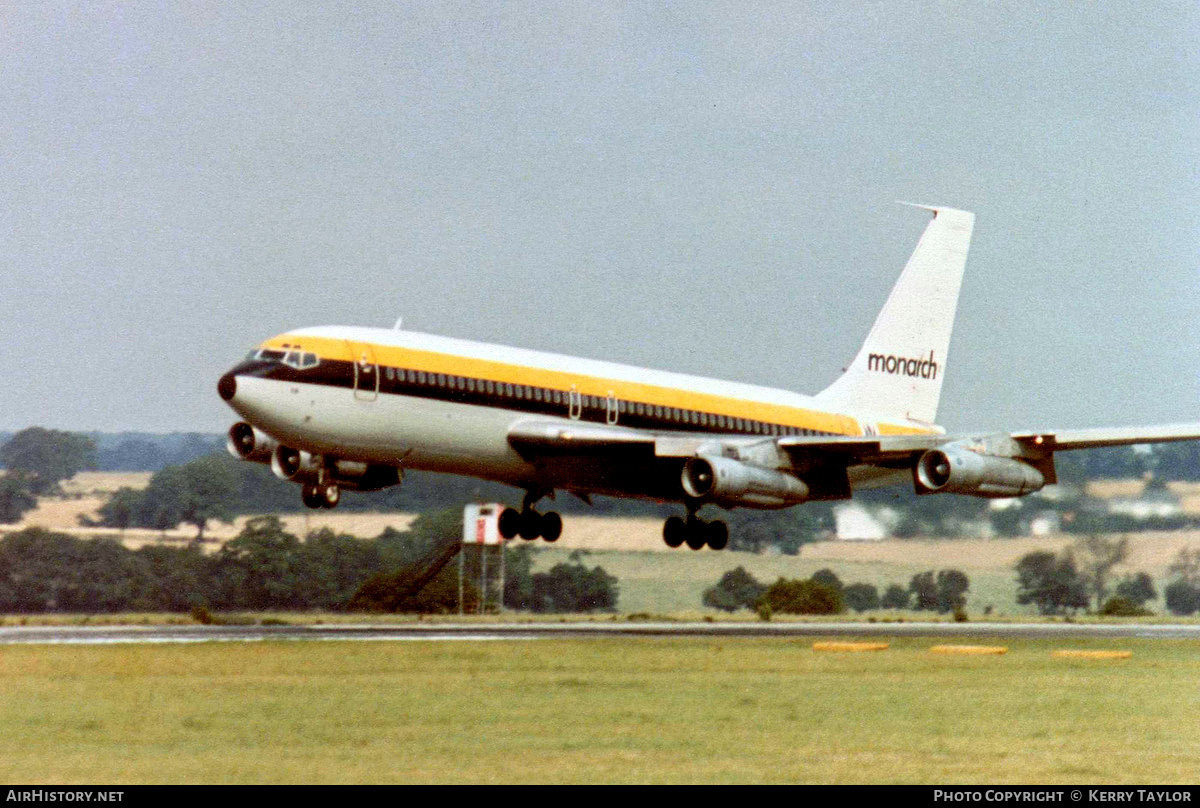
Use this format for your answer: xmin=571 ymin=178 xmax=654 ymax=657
xmin=0 ymin=511 xmax=618 ymax=614
xmin=702 ymin=566 xmax=971 ymax=617
xmin=1014 ymin=537 xmax=1200 ymax=617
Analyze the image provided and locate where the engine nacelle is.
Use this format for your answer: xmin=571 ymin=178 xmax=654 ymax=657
xmin=227 ymin=422 xmax=278 ymax=464
xmin=269 ymin=447 xmax=401 ymax=492
xmin=681 ymin=456 xmax=809 ymax=509
xmin=271 ymin=445 xmax=321 ymax=483
xmin=326 ymin=459 xmax=401 ymax=492
xmin=915 ymin=448 xmax=1045 ymax=498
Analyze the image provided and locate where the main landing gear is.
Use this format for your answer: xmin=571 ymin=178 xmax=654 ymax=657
xmin=499 ymin=493 xmax=563 ymax=543
xmin=498 ymin=507 xmax=562 ymax=542
xmin=663 ymin=510 xmax=728 ymax=551
xmin=301 ymin=481 xmax=341 ymax=510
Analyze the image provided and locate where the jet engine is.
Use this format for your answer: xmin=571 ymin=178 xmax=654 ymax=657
xmin=226 ymin=422 xmax=278 ymax=464
xmin=681 ymin=456 xmax=809 ymax=509
xmin=271 ymin=445 xmax=321 ymax=483
xmin=269 ymin=445 xmax=400 ymax=492
xmin=915 ymin=447 xmax=1045 ymax=498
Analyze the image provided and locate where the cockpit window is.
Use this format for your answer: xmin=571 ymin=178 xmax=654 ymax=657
xmin=248 ymin=348 xmax=287 ymax=362
xmin=246 ymin=347 xmax=319 ymax=369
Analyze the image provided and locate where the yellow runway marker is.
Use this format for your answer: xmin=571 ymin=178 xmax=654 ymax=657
xmin=812 ymin=641 xmax=889 ymax=652
xmin=1052 ymin=650 xmax=1133 ymax=660
xmin=929 ymin=645 xmax=1008 ymax=655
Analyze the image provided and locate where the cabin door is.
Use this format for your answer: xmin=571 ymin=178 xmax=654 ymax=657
xmin=348 ymin=342 xmax=380 ymax=402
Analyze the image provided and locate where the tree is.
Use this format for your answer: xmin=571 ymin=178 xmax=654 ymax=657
xmin=0 ymin=474 xmax=37 ymax=524
xmin=1167 ymin=548 xmax=1200 ymax=586
xmin=723 ymin=505 xmax=832 ymax=554
xmin=0 ymin=428 xmax=97 ymax=494
xmin=757 ymin=577 xmax=843 ymax=615
xmin=210 ymin=516 xmax=303 ymax=609
xmin=528 ymin=552 xmax=618 ymax=612
xmin=176 ymin=456 xmax=238 ymax=539
xmin=1164 ymin=547 xmax=1200 ymax=616
xmin=935 ymin=569 xmax=970 ymax=613
xmin=503 ymin=542 xmax=537 ymax=610
xmin=908 ymin=571 xmax=939 ymax=611
xmin=881 ymin=583 xmax=910 ymax=609
xmin=1114 ymin=572 xmax=1157 ymax=607
xmin=91 ymin=487 xmax=143 ymax=532
xmin=1014 ymin=550 xmax=1089 ymax=615
xmin=1073 ymin=535 xmax=1129 ymax=609
xmin=106 ymin=454 xmax=239 ymax=538
xmin=1164 ymin=580 xmax=1200 ymax=616
xmin=810 ymin=568 xmax=844 ymax=593
xmin=702 ymin=566 xmax=766 ymax=612
xmin=843 ymin=582 xmax=880 ymax=612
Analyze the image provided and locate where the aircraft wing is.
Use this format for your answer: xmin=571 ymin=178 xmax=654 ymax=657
xmin=510 ymin=419 xmax=1200 ymax=465
xmin=507 ymin=420 xmax=948 ymax=464
xmin=1010 ymin=423 xmax=1200 ymax=452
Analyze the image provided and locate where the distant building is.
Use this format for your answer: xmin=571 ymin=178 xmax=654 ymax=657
xmin=833 ymin=503 xmax=888 ymax=541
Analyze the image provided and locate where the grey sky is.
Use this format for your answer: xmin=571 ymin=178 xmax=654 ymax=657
xmin=2 ymin=2 xmax=1197 ymax=435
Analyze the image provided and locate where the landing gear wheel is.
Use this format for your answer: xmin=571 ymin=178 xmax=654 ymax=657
xmin=540 ymin=511 xmax=562 ymax=542
xmin=319 ymin=483 xmax=340 ymax=509
xmin=498 ymin=507 xmax=522 ymax=540
xmin=684 ymin=517 xmax=707 ymax=551
xmin=518 ymin=509 xmax=542 ymax=541
xmin=301 ymin=484 xmax=324 ymax=510
xmin=706 ymin=520 xmax=729 ymax=551
xmin=663 ymin=516 xmax=686 ymax=548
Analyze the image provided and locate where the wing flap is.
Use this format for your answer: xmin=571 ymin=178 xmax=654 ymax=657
xmin=777 ymin=433 xmax=946 ymax=463
xmin=508 ymin=420 xmax=734 ymax=458
xmin=507 ymin=420 xmax=654 ymax=451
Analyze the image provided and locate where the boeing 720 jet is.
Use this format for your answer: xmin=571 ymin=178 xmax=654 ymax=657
xmin=217 ymin=205 xmax=1200 ymax=550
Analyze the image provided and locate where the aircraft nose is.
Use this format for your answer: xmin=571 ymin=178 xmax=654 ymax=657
xmin=218 ymin=372 xmax=237 ymax=402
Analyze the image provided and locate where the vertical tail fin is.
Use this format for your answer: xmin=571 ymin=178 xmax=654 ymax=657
xmin=814 ymin=204 xmax=974 ymax=427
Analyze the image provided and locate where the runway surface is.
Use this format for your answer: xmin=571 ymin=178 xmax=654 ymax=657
xmin=2 ymin=621 xmax=1200 ymax=645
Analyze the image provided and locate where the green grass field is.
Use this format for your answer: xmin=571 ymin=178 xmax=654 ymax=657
xmin=1 ymin=636 xmax=1197 ymax=784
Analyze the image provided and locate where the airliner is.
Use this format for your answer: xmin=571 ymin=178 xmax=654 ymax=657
xmin=217 ymin=205 xmax=1200 ymax=550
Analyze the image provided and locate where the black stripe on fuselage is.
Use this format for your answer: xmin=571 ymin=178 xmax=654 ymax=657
xmin=229 ymin=358 xmax=843 ymax=439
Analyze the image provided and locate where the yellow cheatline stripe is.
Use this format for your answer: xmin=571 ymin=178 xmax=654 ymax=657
xmin=266 ymin=333 xmax=940 ymax=438
xmin=929 ymin=645 xmax=1008 ymax=655
xmin=1051 ymin=650 xmax=1133 ymax=660
xmin=812 ymin=641 xmax=889 ymax=652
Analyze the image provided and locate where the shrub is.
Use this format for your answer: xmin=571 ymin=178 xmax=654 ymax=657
xmin=757 ymin=578 xmax=843 ymax=615
xmin=1099 ymin=596 xmax=1152 ymax=617
xmin=702 ymin=566 xmax=766 ymax=612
